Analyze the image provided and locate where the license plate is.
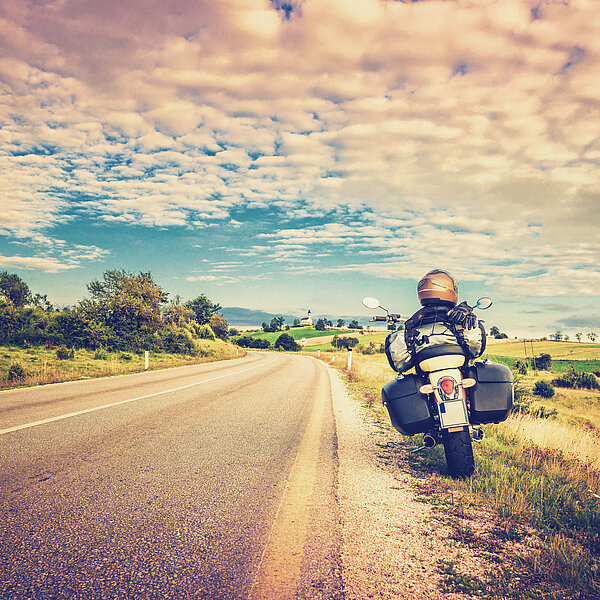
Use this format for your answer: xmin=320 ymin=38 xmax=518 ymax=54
xmin=438 ymin=400 xmax=469 ymax=428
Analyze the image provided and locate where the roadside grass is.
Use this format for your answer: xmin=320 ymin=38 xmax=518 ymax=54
xmin=0 ymin=341 xmax=241 ymax=389
xmin=324 ymin=350 xmax=600 ymax=599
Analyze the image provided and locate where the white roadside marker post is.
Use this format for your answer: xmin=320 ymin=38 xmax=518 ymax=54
xmin=347 ymin=349 xmax=352 ymax=370
xmin=145 ymin=350 xmax=149 ymax=370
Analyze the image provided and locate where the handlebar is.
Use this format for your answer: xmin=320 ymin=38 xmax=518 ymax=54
xmin=370 ymin=314 xmax=403 ymax=324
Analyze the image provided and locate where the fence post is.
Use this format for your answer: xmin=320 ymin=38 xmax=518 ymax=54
xmin=144 ymin=350 xmax=149 ymax=370
xmin=347 ymin=349 xmax=352 ymax=370
xmin=317 ymin=349 xmax=320 ymax=358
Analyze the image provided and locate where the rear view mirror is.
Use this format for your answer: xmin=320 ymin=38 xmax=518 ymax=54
xmin=362 ymin=297 xmax=380 ymax=310
xmin=475 ymin=297 xmax=493 ymax=310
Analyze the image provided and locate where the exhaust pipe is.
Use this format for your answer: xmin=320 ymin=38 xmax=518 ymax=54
xmin=472 ymin=428 xmax=485 ymax=443
xmin=409 ymin=433 xmax=437 ymax=454
xmin=423 ymin=433 xmax=437 ymax=448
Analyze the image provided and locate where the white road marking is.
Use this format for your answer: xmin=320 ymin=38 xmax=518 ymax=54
xmin=0 ymin=359 xmax=276 ymax=436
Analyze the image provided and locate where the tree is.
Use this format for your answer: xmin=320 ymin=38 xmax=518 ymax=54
xmin=209 ymin=314 xmax=229 ymax=340
xmin=163 ymin=297 xmax=193 ymax=327
xmin=293 ymin=318 xmax=301 ymax=327
xmin=0 ymin=271 xmax=31 ymax=308
xmin=331 ymin=335 xmax=358 ymax=350
xmin=490 ymin=326 xmax=500 ymax=337
xmin=50 ymin=307 xmax=105 ymax=349
xmin=576 ymin=332 xmax=582 ymax=343
xmin=339 ymin=337 xmax=359 ymax=350
xmin=588 ymin=332 xmax=597 ymax=343
xmin=185 ymin=295 xmax=222 ymax=325
xmin=271 ymin=316 xmax=285 ymax=331
xmin=336 ymin=319 xmax=345 ymax=328
xmin=551 ymin=331 xmax=563 ymax=341
xmin=274 ymin=333 xmax=300 ymax=351
xmin=0 ymin=300 xmax=19 ymax=344
xmin=348 ymin=320 xmax=362 ymax=330
xmin=32 ymin=293 xmax=53 ymax=312
xmin=315 ymin=318 xmax=326 ymax=331
xmin=81 ymin=270 xmax=168 ymax=350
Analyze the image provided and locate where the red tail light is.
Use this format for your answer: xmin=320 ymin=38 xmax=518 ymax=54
xmin=440 ymin=378 xmax=456 ymax=396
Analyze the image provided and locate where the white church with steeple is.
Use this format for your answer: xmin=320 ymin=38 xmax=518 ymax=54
xmin=300 ymin=309 xmax=313 ymax=326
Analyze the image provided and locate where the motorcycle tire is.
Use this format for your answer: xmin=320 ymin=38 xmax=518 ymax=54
xmin=442 ymin=427 xmax=475 ymax=479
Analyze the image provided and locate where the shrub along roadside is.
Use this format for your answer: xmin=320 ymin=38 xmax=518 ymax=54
xmin=0 ymin=341 xmax=241 ymax=389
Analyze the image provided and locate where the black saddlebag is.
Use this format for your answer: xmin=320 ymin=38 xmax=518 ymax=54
xmin=382 ymin=374 xmax=434 ymax=436
xmin=467 ymin=361 xmax=513 ymax=425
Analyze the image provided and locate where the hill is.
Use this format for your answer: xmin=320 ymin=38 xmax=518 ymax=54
xmin=221 ymin=307 xmax=374 ymax=328
xmin=220 ymin=307 xmax=296 ymax=326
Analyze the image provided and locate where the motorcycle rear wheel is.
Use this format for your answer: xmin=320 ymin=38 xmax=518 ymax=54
xmin=442 ymin=427 xmax=475 ymax=478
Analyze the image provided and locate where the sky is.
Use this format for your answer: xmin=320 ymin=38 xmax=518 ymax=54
xmin=1 ymin=0 xmax=599 ymax=338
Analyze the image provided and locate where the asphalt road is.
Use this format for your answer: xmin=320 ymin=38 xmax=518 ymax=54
xmin=0 ymin=353 xmax=343 ymax=599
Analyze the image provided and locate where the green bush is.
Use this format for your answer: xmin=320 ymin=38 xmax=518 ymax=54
xmin=533 ymin=380 xmax=555 ymax=398
xmin=360 ymin=341 xmax=383 ymax=355
xmin=195 ymin=324 xmax=216 ymax=341
xmin=274 ymin=333 xmax=301 ymax=351
xmin=235 ymin=336 xmax=270 ymax=349
xmin=56 ymin=345 xmax=74 ymax=360
xmin=7 ymin=362 xmax=28 ymax=381
xmin=93 ymin=348 xmax=108 ymax=360
xmin=553 ymin=368 xmax=600 ymax=390
xmin=120 ymin=352 xmax=133 ymax=361
xmin=533 ymin=353 xmax=552 ymax=371
xmin=513 ymin=359 xmax=528 ymax=375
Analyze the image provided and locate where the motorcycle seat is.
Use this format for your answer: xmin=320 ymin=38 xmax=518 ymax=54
xmin=414 ymin=343 xmax=465 ymax=363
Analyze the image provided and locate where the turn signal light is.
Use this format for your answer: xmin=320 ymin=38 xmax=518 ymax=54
xmin=462 ymin=378 xmax=476 ymax=388
xmin=419 ymin=384 xmax=434 ymax=394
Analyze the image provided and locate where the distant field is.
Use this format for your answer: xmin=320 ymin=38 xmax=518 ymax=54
xmin=486 ymin=339 xmax=600 ymax=360
xmin=234 ymin=326 xmax=363 ymax=344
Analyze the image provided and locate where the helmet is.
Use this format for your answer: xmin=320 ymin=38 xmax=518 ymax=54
xmin=417 ymin=269 xmax=458 ymax=306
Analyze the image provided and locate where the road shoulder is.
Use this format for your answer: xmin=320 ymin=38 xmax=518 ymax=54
xmin=328 ymin=366 xmax=481 ymax=599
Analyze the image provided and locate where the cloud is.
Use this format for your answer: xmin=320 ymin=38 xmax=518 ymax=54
xmin=0 ymin=255 xmax=79 ymax=273
xmin=1 ymin=0 xmax=600 ymax=302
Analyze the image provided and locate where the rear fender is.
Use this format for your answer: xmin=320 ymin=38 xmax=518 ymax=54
xmin=428 ymin=368 xmax=469 ymax=429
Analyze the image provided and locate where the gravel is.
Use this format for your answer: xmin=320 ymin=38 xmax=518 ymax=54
xmin=328 ymin=366 xmax=476 ymax=600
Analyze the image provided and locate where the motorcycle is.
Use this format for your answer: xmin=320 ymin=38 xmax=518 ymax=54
xmin=362 ymin=296 xmax=513 ymax=478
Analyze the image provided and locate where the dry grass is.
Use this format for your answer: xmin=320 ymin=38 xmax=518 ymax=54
xmin=0 ymin=341 xmax=241 ymax=389
xmin=499 ymin=413 xmax=600 ymax=473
